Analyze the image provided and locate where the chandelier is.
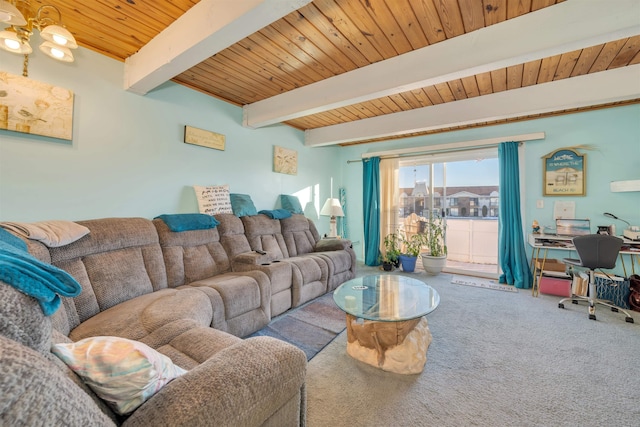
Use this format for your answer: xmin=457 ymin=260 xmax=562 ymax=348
xmin=0 ymin=0 xmax=77 ymax=76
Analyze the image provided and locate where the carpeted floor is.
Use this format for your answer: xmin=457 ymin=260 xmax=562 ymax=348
xmin=247 ymin=292 xmax=345 ymax=360
xmin=306 ymin=264 xmax=640 ymax=427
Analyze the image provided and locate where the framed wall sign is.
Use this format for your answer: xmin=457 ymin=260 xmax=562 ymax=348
xmin=184 ymin=125 xmax=225 ymax=150
xmin=543 ymin=148 xmax=586 ymax=196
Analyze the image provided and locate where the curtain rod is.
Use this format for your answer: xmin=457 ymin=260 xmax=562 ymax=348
xmin=347 ymin=144 xmax=499 ymax=164
xmin=346 ymin=132 xmax=545 ymax=163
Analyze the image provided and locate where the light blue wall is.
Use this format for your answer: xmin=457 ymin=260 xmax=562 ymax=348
xmin=339 ymin=104 xmax=640 ymax=268
xmin=2 ymin=40 xmax=639 ymax=268
xmin=0 ymin=39 xmax=341 ymax=236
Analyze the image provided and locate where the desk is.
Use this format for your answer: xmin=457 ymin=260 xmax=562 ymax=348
xmin=528 ymin=234 xmax=640 ymax=296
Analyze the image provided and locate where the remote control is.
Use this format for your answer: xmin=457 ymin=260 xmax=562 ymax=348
xmin=255 ymin=250 xmax=267 ymax=255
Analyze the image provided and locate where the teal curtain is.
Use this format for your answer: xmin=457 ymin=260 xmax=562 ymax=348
xmin=363 ymin=157 xmax=380 ymax=266
xmin=338 ymin=187 xmax=348 ymax=239
xmin=498 ymin=142 xmax=532 ymax=288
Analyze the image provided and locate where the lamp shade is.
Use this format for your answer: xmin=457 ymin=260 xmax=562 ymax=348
xmin=40 ymin=25 xmax=78 ymax=49
xmin=0 ymin=0 xmax=27 ymax=26
xmin=39 ymin=41 xmax=74 ymax=62
xmin=0 ymin=30 xmax=31 ymax=54
xmin=320 ymin=198 xmax=344 ymax=217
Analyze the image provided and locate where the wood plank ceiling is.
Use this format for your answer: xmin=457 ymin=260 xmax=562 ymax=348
xmin=17 ymin=0 xmax=640 ymax=146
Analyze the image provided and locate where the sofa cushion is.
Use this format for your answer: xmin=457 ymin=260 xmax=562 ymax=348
xmin=52 ymin=336 xmax=187 ymax=415
xmin=230 ymin=193 xmax=258 ymax=217
xmin=193 ymin=185 xmax=233 ymax=215
xmin=0 ymin=335 xmax=117 ymax=426
xmin=68 ymin=288 xmax=214 ymax=342
xmin=279 ymin=194 xmax=303 ymax=214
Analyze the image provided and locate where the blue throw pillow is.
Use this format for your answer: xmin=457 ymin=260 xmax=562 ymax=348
xmin=230 ymin=194 xmax=258 ymax=217
xmin=258 ymin=209 xmax=292 ymax=220
xmin=155 ymin=214 xmax=219 ymax=232
xmin=279 ymin=195 xmax=303 ymax=214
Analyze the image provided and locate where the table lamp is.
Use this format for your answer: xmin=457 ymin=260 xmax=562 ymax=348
xmin=320 ymin=198 xmax=344 ymax=238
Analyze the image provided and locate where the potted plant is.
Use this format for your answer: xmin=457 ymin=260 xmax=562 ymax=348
xmin=398 ymin=232 xmax=423 ymax=273
xmin=419 ymin=212 xmax=448 ymax=275
xmin=380 ymin=232 xmax=401 ymax=271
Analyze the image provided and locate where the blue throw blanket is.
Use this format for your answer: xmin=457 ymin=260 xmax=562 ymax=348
xmin=155 ymin=213 xmax=220 ymax=232
xmin=258 ymin=209 xmax=292 ymax=219
xmin=0 ymin=228 xmax=81 ymax=316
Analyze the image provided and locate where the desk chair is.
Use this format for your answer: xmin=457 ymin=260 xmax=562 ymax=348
xmin=559 ymin=234 xmax=634 ymax=323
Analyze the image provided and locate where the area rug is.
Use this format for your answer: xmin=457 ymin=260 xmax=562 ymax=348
xmin=451 ymin=274 xmax=518 ymax=292
xmin=247 ymin=292 xmax=346 ymax=360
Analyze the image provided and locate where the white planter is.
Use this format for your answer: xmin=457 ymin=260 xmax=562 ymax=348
xmin=421 ymin=254 xmax=447 ymax=275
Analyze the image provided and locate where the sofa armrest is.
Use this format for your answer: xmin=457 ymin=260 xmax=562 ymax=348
xmin=234 ymin=251 xmax=273 ymax=265
xmin=315 ymin=238 xmax=352 ymax=252
xmin=123 ymin=336 xmax=307 ymax=427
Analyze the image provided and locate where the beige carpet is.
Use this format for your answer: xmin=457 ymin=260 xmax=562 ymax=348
xmin=305 ymin=264 xmax=640 ymax=427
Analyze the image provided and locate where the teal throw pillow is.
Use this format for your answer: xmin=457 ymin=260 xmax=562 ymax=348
xmin=279 ymin=195 xmax=303 ymax=214
xmin=230 ymin=194 xmax=258 ymax=217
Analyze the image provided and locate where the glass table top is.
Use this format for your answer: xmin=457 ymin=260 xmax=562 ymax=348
xmin=333 ymin=275 xmax=440 ymax=322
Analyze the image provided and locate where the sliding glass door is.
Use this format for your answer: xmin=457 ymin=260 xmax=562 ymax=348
xmin=397 ymin=147 xmax=500 ymax=278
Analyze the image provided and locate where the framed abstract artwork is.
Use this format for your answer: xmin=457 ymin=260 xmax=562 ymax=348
xmin=274 ymin=146 xmax=297 ymax=175
xmin=0 ymin=72 xmax=74 ymax=140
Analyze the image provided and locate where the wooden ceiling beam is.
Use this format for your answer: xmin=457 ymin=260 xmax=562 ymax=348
xmin=243 ymin=0 xmax=640 ymax=128
xmin=304 ymin=64 xmax=640 ymax=146
xmin=124 ymin=0 xmax=313 ymax=95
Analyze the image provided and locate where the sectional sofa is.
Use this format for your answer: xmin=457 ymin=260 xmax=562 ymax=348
xmin=0 ymin=213 xmax=356 ymax=426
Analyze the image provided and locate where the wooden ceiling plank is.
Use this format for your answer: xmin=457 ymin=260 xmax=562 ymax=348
xmin=243 ymin=0 xmax=640 ymax=128
xmin=257 ymin=25 xmax=338 ymax=79
xmin=382 ymin=0 xmax=430 ymax=49
xmin=221 ymin=46 xmax=298 ymax=93
xmin=447 ymin=79 xmax=469 ymax=101
xmin=335 ymin=0 xmax=404 ymax=57
xmin=282 ymin=11 xmax=357 ymax=72
xmin=305 ymin=64 xmax=640 ymax=146
xmin=298 ymin=3 xmax=371 ymax=67
xmin=433 ymin=0 xmax=467 ymax=39
xmin=537 ymin=55 xmax=561 ymax=83
xmin=507 ymin=0 xmax=533 ymax=19
xmin=312 ymin=0 xmax=385 ymax=62
xmin=589 ymin=39 xmax=628 ymax=72
xmin=461 ymin=75 xmax=480 ymax=98
xmin=457 ymin=0 xmax=486 ymax=32
xmin=183 ymin=63 xmax=267 ymax=103
xmin=361 ymin=0 xmax=414 ymax=55
xmin=235 ymin=37 xmax=319 ymax=90
xmin=482 ymin=0 xmax=507 ymax=26
xmin=490 ymin=68 xmax=507 ymax=92
xmin=245 ymin=32 xmax=329 ymax=82
xmin=554 ymin=49 xmax=581 ymax=80
xmin=407 ymin=0 xmax=447 ymax=45
xmin=522 ymin=59 xmax=541 ymax=86
xmin=124 ymin=0 xmax=313 ymax=95
xmin=506 ymin=64 xmax=524 ymax=90
xmin=410 ymin=88 xmax=435 ymax=107
xmin=531 ymin=0 xmax=559 ymax=12
xmin=424 ymin=86 xmax=445 ymax=105
xmin=269 ymin=18 xmax=347 ymax=76
xmin=609 ymin=35 xmax=640 ymax=69
xmin=571 ymin=45 xmax=603 ymax=77
xmin=434 ymin=82 xmax=456 ymax=102
xmin=475 ymin=72 xmax=493 ymax=95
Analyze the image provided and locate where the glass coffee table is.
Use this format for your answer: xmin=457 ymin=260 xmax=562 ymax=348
xmin=333 ymin=275 xmax=440 ymax=374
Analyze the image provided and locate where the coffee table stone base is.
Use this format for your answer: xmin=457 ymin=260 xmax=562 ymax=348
xmin=345 ymin=315 xmax=432 ymax=374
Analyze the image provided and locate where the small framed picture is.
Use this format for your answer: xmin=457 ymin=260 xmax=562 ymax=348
xmin=543 ymin=148 xmax=586 ymax=196
xmin=274 ymin=146 xmax=297 ymax=175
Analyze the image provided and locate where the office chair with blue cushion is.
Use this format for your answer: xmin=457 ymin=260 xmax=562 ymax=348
xmin=559 ymin=234 xmax=634 ymax=323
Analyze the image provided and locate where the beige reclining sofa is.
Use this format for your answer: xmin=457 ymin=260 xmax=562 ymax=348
xmin=0 ymin=213 xmax=356 ymax=426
